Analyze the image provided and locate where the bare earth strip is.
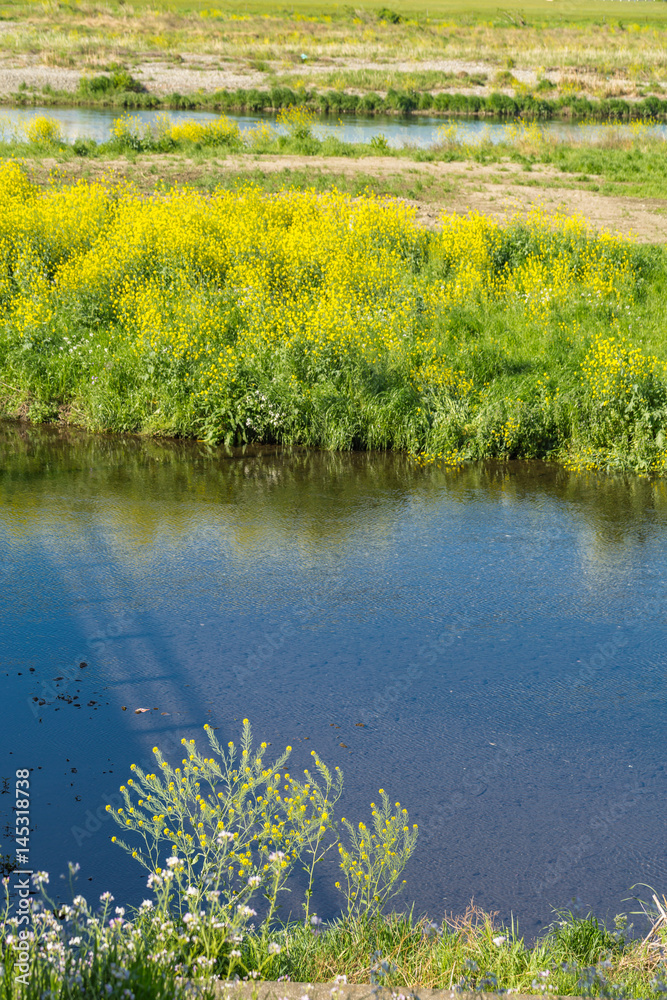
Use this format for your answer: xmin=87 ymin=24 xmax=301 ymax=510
xmin=23 ymin=153 xmax=667 ymax=243
xmin=222 ymin=156 xmax=667 ymax=241
xmin=0 ymin=58 xmax=644 ymax=100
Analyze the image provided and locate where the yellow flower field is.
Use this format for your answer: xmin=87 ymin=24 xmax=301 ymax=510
xmin=0 ymin=159 xmax=665 ymax=472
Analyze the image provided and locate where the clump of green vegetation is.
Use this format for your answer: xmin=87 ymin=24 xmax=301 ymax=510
xmin=10 ymin=76 xmax=667 ymax=121
xmin=377 ymin=7 xmax=402 ymax=24
xmin=77 ymin=69 xmax=144 ymax=99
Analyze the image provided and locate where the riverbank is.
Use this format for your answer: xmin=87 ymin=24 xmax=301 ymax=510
xmin=7 ymin=77 xmax=667 ymax=123
xmin=11 ymin=147 xmax=667 ymax=244
xmin=1 ymin=160 xmax=667 ymax=474
xmin=6 ymin=107 xmax=667 ymax=236
xmin=2 ymin=703 xmax=665 ymax=999
xmin=3 ymin=0 xmax=667 ymax=109
xmin=5 ymin=0 xmax=667 ymax=127
xmin=3 ymin=884 xmax=666 ymax=999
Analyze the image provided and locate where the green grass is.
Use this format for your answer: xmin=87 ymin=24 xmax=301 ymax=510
xmin=7 ymin=80 xmax=667 ymax=122
xmin=4 ymin=0 xmax=667 ymax=94
xmin=264 ymin=907 xmax=664 ymax=996
xmin=4 ymin=895 xmax=667 ymax=998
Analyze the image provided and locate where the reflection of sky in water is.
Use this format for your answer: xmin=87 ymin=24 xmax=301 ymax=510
xmin=3 ymin=103 xmax=667 ymax=148
xmin=1 ymin=426 xmax=666 ymax=936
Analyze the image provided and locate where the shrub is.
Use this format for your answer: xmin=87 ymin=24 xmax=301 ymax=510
xmin=107 ymin=720 xmax=417 ymax=924
xmin=536 ymin=77 xmax=556 ymax=93
xmin=377 ymin=7 xmax=402 ymax=23
xmin=578 ymin=335 xmax=667 ymax=465
xmin=433 ymin=93 xmax=453 ymax=111
xmin=385 ymin=89 xmax=417 ymax=114
xmin=77 ymin=70 xmax=143 ymax=98
xmin=487 ymin=92 xmax=519 ymax=117
xmin=276 ymin=104 xmax=316 ymax=141
xmin=73 ymin=137 xmax=97 ymax=156
xmin=360 ymin=92 xmax=382 ymax=113
xmin=25 ymin=116 xmax=63 ymax=146
xmin=169 ymin=116 xmax=243 ymax=149
xmin=370 ymin=132 xmax=390 ymax=152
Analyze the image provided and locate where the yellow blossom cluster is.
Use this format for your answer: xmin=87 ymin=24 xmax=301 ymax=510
xmin=1 ymin=160 xmax=656 ymax=470
xmin=581 ymin=334 xmax=667 ymax=409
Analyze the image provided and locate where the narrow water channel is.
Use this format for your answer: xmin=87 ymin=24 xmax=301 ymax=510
xmin=3 ymin=103 xmax=666 ymax=147
xmin=1 ymin=423 xmax=665 ymax=936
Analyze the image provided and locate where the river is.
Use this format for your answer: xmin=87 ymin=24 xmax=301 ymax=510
xmin=1 ymin=422 xmax=665 ymax=936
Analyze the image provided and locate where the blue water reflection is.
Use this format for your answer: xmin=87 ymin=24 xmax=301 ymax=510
xmin=0 ymin=425 xmax=666 ymax=936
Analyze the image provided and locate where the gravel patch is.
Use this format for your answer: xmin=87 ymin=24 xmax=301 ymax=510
xmin=132 ymin=62 xmax=267 ymax=94
xmin=0 ymin=56 xmax=647 ymax=102
xmin=0 ymin=65 xmax=81 ymax=94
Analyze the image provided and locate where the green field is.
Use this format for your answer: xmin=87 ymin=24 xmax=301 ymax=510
xmin=3 ymin=0 xmax=667 ymax=96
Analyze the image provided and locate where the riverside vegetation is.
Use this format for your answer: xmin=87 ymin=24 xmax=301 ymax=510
xmin=13 ymin=72 xmax=667 ymax=123
xmin=1 ymin=721 xmax=667 ymax=999
xmin=6 ymin=0 xmax=667 ymax=106
xmin=1 ymin=124 xmax=667 ymax=473
xmin=7 ymin=111 xmax=667 ymax=203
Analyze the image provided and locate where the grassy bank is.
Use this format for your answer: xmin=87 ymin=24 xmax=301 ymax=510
xmin=10 ymin=78 xmax=667 ymax=123
xmin=2 ymin=722 xmax=667 ymax=998
xmin=3 ymin=891 xmax=667 ymax=999
xmin=6 ymin=112 xmax=667 ymax=205
xmin=4 ymin=0 xmax=667 ymax=91
xmin=2 ymin=155 xmax=667 ymax=473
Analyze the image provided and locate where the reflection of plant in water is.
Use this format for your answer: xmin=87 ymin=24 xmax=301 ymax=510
xmin=3 ymin=423 xmax=667 ymax=561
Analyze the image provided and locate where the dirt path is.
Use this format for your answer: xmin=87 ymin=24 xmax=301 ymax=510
xmin=228 ymin=155 xmax=667 ymax=242
xmin=25 ymin=153 xmax=667 ymax=242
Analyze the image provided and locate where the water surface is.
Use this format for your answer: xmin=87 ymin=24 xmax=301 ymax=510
xmin=1 ymin=423 xmax=666 ymax=936
xmin=2 ymin=104 xmax=665 ymax=148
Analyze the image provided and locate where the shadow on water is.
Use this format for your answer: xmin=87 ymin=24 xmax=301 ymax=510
xmin=1 ymin=421 xmax=666 ymax=936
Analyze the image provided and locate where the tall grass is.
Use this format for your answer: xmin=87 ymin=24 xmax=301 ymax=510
xmin=5 ymin=0 xmax=667 ymax=81
xmin=3 ymin=882 xmax=667 ymax=998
